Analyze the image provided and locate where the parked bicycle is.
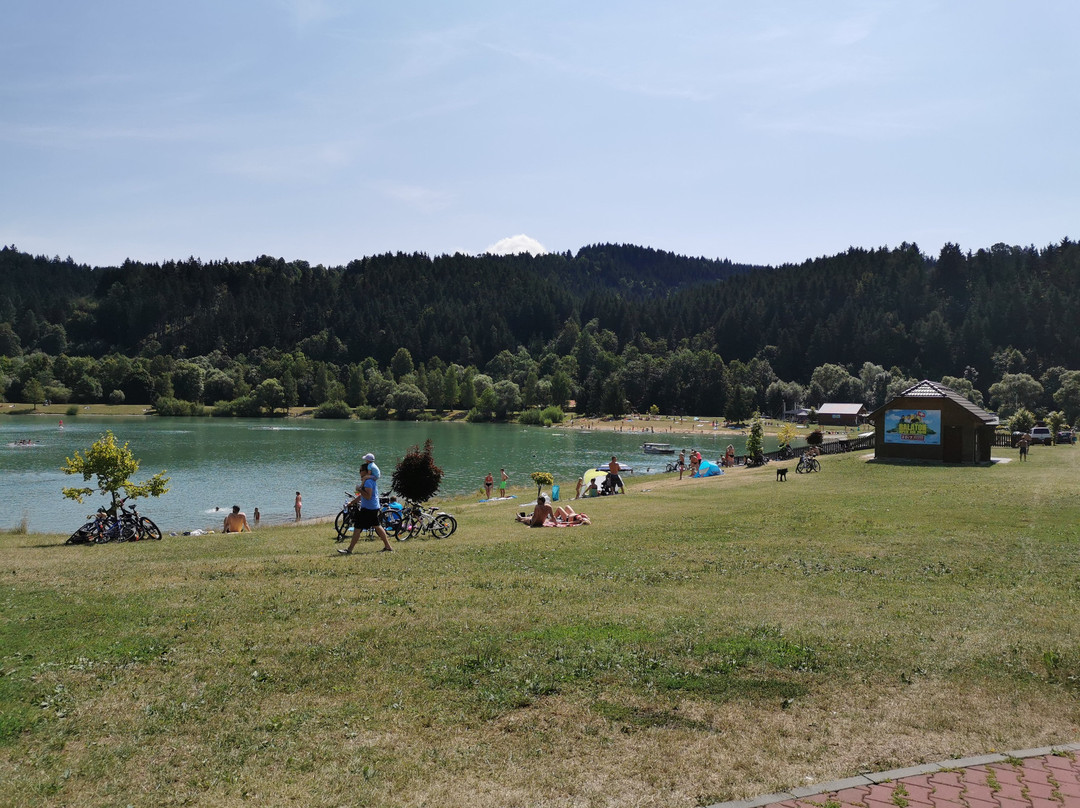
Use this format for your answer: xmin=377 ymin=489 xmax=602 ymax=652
xmin=796 ymin=454 xmax=821 ymax=473
xmin=397 ymin=502 xmax=457 ymax=540
xmin=334 ymin=493 xmax=406 ymax=542
xmin=66 ymin=497 xmax=161 ymax=544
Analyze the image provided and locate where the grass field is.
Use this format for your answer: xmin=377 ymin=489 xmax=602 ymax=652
xmin=2 ymin=446 xmax=1078 ymax=807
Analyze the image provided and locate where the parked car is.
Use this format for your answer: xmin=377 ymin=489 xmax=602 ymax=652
xmin=1057 ymin=430 xmax=1075 ymax=445
xmin=1030 ymin=426 xmax=1053 ymax=446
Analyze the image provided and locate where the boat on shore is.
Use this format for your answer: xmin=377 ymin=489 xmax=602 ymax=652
xmin=641 ymin=442 xmax=674 ymax=454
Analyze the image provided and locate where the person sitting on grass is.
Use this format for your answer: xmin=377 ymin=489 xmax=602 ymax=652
xmin=516 ymin=494 xmax=555 ymax=527
xmin=582 ymin=479 xmax=599 ymax=498
xmin=223 ymin=505 xmax=251 ymax=533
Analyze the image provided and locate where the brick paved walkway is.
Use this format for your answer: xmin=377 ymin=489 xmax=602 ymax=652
xmin=710 ymin=744 xmax=1080 ymax=808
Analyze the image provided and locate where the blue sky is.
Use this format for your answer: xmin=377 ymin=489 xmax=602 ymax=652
xmin=3 ymin=1 xmax=1077 ymax=268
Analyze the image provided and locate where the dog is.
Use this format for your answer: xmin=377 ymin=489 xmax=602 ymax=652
xmin=775 ymin=467 xmax=788 ymax=481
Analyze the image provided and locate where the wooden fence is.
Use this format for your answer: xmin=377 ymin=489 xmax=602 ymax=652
xmin=734 ymin=434 xmax=875 ymax=466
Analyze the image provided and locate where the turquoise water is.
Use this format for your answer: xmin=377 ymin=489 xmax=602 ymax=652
xmin=0 ymin=416 xmax=778 ymax=534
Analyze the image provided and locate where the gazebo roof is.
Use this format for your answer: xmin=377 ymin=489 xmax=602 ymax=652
xmin=869 ymin=380 xmax=998 ymax=425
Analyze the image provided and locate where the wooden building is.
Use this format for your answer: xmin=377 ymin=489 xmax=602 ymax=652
xmin=815 ymin=403 xmax=868 ymax=427
xmin=867 ymin=380 xmax=998 ymax=463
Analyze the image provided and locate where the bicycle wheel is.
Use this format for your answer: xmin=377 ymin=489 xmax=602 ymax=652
xmin=334 ymin=510 xmax=350 ymax=541
xmin=380 ymin=507 xmax=404 ymax=539
xmin=139 ymin=517 xmax=163 ymax=541
xmin=66 ymin=521 xmax=95 ymax=545
xmin=811 ymin=459 xmax=821 ymax=472
xmin=432 ymin=514 xmax=456 ymax=539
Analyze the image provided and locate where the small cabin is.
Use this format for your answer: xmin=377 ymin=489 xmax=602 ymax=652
xmin=867 ymin=380 xmax=998 ymax=463
xmin=815 ymin=403 xmax=868 ymax=427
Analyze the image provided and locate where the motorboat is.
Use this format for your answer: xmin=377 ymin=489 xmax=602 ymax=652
xmin=641 ymin=442 xmax=674 ymax=454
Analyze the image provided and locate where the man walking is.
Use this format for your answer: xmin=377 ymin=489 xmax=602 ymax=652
xmin=339 ymin=463 xmax=393 ymax=553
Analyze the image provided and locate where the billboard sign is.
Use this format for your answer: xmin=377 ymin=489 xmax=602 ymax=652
xmin=883 ymin=409 xmax=941 ymax=444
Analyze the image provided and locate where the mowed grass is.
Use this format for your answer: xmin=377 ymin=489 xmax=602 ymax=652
xmin=2 ymin=447 xmax=1079 ymax=807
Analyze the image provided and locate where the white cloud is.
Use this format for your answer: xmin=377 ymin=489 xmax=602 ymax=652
xmin=484 ymin=234 xmax=547 ymax=256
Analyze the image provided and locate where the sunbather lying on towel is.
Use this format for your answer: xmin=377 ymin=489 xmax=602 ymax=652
xmin=516 ymin=498 xmax=591 ymax=527
xmin=554 ymin=505 xmax=590 ymax=525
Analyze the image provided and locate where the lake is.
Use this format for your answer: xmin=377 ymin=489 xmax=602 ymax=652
xmin=0 ymin=415 xmax=782 ymax=534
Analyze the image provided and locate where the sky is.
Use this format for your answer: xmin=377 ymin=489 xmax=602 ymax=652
xmin=2 ymin=1 xmax=1078 ymax=269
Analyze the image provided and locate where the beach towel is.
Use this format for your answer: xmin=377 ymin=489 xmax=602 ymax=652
xmin=478 ymin=495 xmax=517 ymax=503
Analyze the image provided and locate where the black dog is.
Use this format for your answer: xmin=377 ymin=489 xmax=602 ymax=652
xmin=775 ymin=467 xmax=788 ymax=481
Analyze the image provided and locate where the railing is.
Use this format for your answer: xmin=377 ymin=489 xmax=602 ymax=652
xmin=734 ymin=434 xmax=875 ymax=466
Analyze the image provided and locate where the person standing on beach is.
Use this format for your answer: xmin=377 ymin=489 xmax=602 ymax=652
xmin=340 ymin=463 xmax=393 ymax=553
xmin=484 ymin=472 xmax=494 ymax=499
xmin=294 ymin=491 xmax=302 ymax=520
xmin=677 ymin=450 xmax=686 ymax=480
xmin=499 ymin=469 xmax=509 ymax=497
xmin=253 ymin=507 xmax=260 ymax=526
xmin=1018 ymin=433 xmax=1029 ymax=461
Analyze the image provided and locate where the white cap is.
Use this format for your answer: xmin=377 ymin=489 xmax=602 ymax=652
xmin=362 ymin=453 xmax=375 ymax=463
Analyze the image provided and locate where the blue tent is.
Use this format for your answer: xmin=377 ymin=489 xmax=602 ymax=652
xmin=693 ymin=460 xmax=724 ymax=477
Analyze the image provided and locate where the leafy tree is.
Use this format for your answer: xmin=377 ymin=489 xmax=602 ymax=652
xmin=388 ymin=382 xmax=428 ymax=419
xmin=390 ymin=347 xmax=415 ymax=380
xmin=725 ymin=384 xmax=755 ymax=424
xmin=492 ymin=379 xmax=522 ymax=419
xmin=442 ymin=365 xmax=460 ymax=410
xmin=254 ymin=378 xmax=286 ymax=415
xmin=744 ymin=413 xmax=764 ymax=459
xmin=1008 ymin=407 xmax=1035 ymax=434
xmin=391 ymin=440 xmax=443 ymax=503
xmin=314 ymin=399 xmax=352 ymax=419
xmin=1046 ymin=411 xmax=1067 ymax=441
xmin=61 ymin=430 xmax=169 ymax=514
xmin=530 ymin=471 xmax=553 ymax=500
xmin=23 ymin=378 xmax=44 ymax=409
xmin=345 ymin=365 xmax=366 ymax=407
xmin=1052 ymin=370 xmax=1080 ymax=424
xmin=988 ymin=373 xmax=1043 ymax=418
xmin=549 ymin=370 xmax=572 ymax=408
xmin=282 ymin=368 xmax=300 ymax=409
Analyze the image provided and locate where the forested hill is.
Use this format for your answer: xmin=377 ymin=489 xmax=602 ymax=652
xmin=1 ymin=239 xmax=1079 ymax=389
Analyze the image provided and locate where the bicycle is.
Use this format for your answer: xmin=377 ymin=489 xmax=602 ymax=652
xmin=335 ymin=493 xmax=406 ymax=541
xmin=120 ymin=499 xmax=162 ymax=541
xmin=796 ymin=454 xmax=821 ymax=473
xmin=66 ymin=497 xmax=161 ymax=544
xmin=397 ymin=502 xmax=457 ymax=540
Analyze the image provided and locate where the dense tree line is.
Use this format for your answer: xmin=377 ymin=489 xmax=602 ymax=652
xmin=2 ymin=239 xmax=1079 ymax=424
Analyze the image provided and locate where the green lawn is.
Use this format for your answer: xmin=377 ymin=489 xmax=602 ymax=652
xmin=2 ymin=446 xmax=1078 ymax=807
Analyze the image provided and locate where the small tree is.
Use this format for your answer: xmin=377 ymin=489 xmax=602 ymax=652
xmin=1046 ymin=410 xmax=1067 ymax=442
xmin=61 ymin=431 xmax=169 ymax=514
xmin=391 ymin=440 xmax=444 ymax=503
xmin=23 ymin=378 xmax=45 ymax=410
xmin=744 ymin=412 xmax=764 ymax=459
xmin=1008 ymin=407 xmax=1036 ymax=435
xmin=530 ymin=471 xmax=554 ymax=500
xmin=776 ymin=422 xmax=798 ymax=448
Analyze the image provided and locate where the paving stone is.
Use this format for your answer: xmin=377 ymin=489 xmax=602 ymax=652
xmin=1027 ymin=799 xmax=1064 ymax=808
xmin=1023 ymin=781 xmax=1059 ymax=801
xmin=929 ymin=782 xmax=964 ymax=802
